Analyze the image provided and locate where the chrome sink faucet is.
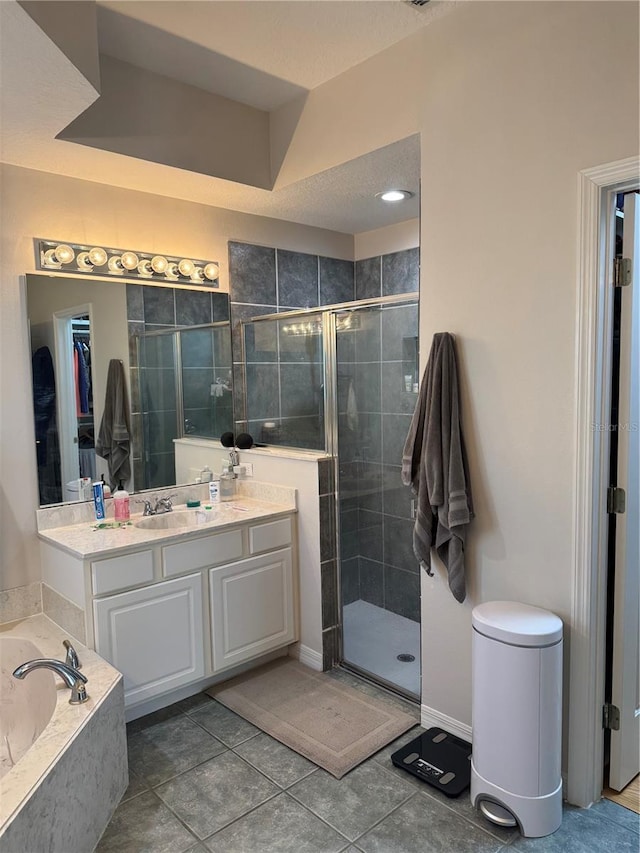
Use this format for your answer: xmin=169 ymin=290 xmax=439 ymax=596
xmin=13 ymin=659 xmax=89 ymax=705
xmin=137 ymin=496 xmax=174 ymax=516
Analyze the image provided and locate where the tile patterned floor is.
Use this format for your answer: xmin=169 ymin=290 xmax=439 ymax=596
xmin=96 ymin=680 xmax=640 ymax=853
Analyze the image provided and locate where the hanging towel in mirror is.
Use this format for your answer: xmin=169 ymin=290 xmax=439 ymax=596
xmin=401 ymin=333 xmax=473 ymax=602
xmin=96 ymin=359 xmax=131 ymax=490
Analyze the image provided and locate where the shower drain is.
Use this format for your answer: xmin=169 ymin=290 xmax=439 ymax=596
xmin=396 ymin=653 xmax=415 ymax=663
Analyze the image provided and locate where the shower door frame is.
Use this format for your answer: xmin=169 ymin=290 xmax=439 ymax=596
xmin=327 ymin=294 xmax=421 ymax=703
xmin=243 ymin=293 xmax=420 ymax=701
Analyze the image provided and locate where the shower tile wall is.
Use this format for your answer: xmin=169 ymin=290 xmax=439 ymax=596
xmin=126 ymin=285 xmax=229 ymax=489
xmin=340 ymin=255 xmax=420 ymax=624
xmin=228 ymin=241 xmax=354 ymax=448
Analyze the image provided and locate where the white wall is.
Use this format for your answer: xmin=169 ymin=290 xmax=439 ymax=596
xmin=0 ymin=164 xmax=352 ymax=591
xmin=354 ymin=218 xmax=419 ymax=261
xmin=416 ymin=1 xmax=639 ymax=737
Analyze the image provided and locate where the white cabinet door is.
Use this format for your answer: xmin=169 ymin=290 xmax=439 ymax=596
xmin=210 ymin=548 xmax=295 ymax=672
xmin=94 ymin=573 xmax=205 ymax=706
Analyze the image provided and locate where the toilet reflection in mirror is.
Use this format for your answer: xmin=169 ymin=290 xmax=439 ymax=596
xmin=26 ymin=273 xmax=232 ymax=506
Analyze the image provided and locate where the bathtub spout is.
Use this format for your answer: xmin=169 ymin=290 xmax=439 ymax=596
xmin=13 ymin=659 xmax=89 ymax=705
xmin=63 ymin=639 xmax=81 ymax=670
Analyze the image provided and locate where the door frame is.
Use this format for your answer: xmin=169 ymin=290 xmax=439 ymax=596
xmin=53 ymin=303 xmax=92 ymax=492
xmin=568 ymin=155 xmax=640 ymax=808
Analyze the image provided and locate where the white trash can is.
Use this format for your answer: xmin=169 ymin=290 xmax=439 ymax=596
xmin=470 ymin=601 xmax=563 ymax=837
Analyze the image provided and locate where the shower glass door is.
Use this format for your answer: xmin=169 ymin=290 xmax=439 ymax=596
xmin=336 ymin=298 xmax=421 ymax=699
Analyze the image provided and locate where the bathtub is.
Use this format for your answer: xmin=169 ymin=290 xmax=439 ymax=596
xmin=0 ymin=615 xmax=127 ymax=853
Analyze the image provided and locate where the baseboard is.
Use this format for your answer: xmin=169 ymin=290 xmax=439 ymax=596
xmin=289 ymin=642 xmax=323 ymax=671
xmin=421 ymin=703 xmax=472 ymax=743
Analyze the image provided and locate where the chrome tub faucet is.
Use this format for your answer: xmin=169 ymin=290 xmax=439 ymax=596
xmin=13 ymin=659 xmax=89 ymax=705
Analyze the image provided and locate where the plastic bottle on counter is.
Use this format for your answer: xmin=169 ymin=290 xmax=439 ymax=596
xmin=219 ymin=463 xmax=236 ymax=501
xmin=101 ymin=474 xmax=112 ymax=499
xmin=113 ymin=481 xmax=130 ymax=522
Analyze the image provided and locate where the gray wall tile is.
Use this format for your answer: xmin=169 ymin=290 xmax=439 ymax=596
xmin=381 ymin=247 xmax=419 ymax=296
xmin=277 ymin=249 xmax=319 ymax=308
xmin=143 ymin=285 xmax=175 ymax=325
xmin=384 ymin=565 xmax=420 ymax=622
xmin=319 ymin=256 xmax=354 ymax=305
xmin=229 ymin=242 xmax=276 ymax=305
xmin=175 ymin=289 xmax=212 ymax=326
xmin=355 ymin=256 xmax=381 ymax=300
xmin=359 ymin=557 xmax=384 ymax=607
xmin=384 ymin=515 xmax=419 ymax=573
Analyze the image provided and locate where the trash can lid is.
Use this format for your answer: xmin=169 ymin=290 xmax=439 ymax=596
xmin=472 ymin=601 xmax=563 ymax=646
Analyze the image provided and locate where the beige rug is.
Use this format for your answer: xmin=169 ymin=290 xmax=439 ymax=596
xmin=207 ymin=659 xmax=416 ymax=778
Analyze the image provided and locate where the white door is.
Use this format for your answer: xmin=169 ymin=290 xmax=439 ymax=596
xmin=209 ymin=548 xmax=295 ymax=671
xmin=609 ymin=191 xmax=640 ymax=791
xmin=94 ymin=573 xmax=205 ymax=707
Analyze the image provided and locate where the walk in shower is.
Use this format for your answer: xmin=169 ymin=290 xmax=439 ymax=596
xmin=241 ymin=294 xmax=420 ymax=700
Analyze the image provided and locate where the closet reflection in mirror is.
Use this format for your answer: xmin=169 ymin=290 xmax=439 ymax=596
xmin=26 ymin=273 xmax=232 ymax=506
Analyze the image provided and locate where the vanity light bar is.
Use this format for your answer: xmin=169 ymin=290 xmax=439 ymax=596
xmin=35 ymin=240 xmax=220 ymax=286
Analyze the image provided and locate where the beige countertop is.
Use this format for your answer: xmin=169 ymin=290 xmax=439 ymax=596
xmin=37 ymin=495 xmax=297 ymax=561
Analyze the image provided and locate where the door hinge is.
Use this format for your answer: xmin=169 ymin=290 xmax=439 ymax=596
xmin=613 ymin=257 xmax=632 ymax=287
xmin=607 ymin=486 xmax=626 ymax=514
xmin=603 ymin=703 xmax=620 ymax=731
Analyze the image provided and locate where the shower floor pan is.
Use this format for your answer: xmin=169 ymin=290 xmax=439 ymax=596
xmin=342 ymin=599 xmax=420 ymax=697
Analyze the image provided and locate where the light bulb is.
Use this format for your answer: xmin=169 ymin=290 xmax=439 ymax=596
xmin=137 ymin=259 xmax=153 ymax=277
xmin=88 ymin=247 xmax=107 ymax=266
xmin=376 ymin=189 xmax=414 ymax=203
xmin=165 ymin=262 xmax=179 ymax=279
xmin=151 ymin=255 xmax=168 ymax=274
xmin=43 ymin=248 xmax=61 ymax=267
xmin=108 ymin=256 xmax=124 ymax=273
xmin=178 ymin=258 xmax=195 ymax=277
xmin=77 ymin=251 xmax=93 ymax=270
xmin=204 ymin=262 xmax=219 ymax=281
xmin=55 ymin=244 xmax=75 ymax=264
xmin=191 ymin=267 xmax=205 ymax=282
xmin=120 ymin=251 xmax=139 ymax=270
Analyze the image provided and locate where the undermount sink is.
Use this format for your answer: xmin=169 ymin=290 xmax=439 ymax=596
xmin=134 ymin=511 xmax=198 ymax=530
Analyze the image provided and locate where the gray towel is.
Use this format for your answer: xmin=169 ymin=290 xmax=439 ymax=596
xmin=402 ymin=333 xmax=473 ymax=602
xmin=96 ymin=359 xmax=131 ymax=491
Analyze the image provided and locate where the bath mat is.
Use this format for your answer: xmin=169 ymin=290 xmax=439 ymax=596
xmin=207 ymin=659 xmax=416 ymax=778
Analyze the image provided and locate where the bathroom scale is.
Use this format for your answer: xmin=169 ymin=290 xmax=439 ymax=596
xmin=391 ymin=727 xmax=472 ymax=797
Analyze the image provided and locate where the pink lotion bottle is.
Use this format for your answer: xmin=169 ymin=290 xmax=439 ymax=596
xmin=113 ymin=480 xmax=130 ymax=522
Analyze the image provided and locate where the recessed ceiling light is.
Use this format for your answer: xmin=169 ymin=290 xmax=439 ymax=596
xmin=376 ymin=190 xmax=414 ymax=203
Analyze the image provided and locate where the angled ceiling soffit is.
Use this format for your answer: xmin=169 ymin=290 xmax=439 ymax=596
xmin=18 ymin=0 xmax=101 ymax=92
xmin=57 ymin=55 xmax=274 ymax=190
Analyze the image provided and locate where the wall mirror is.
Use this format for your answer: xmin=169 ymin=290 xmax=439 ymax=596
xmin=26 ymin=272 xmax=231 ymax=506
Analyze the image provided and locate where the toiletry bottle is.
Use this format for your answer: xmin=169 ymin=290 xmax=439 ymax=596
xmin=101 ymin=474 xmax=111 ymax=499
xmin=113 ymin=480 xmax=130 ymax=522
xmin=200 ymin=465 xmax=212 ymax=482
xmin=219 ymin=463 xmax=236 ymax=501
xmin=209 ymin=480 xmax=220 ymax=503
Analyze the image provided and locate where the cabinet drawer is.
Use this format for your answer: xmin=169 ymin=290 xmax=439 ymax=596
xmin=92 ymin=550 xmax=154 ymax=595
xmin=163 ymin=528 xmax=243 ymax=577
xmin=249 ymin=517 xmax=291 ymax=554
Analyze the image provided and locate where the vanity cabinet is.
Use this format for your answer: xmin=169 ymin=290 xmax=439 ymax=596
xmin=209 ymin=547 xmax=294 ymax=671
xmin=39 ymin=507 xmax=298 ymax=714
xmin=93 ymin=573 xmax=205 ymax=706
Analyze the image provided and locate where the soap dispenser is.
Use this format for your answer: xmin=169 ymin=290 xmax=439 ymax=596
xmin=219 ymin=462 xmax=235 ymax=501
xmin=113 ymin=480 xmax=130 ymax=522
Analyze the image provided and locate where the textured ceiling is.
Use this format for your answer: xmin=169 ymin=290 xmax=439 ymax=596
xmin=1 ymin=1 xmax=440 ymax=234
xmin=97 ymin=0 xmax=447 ymax=109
